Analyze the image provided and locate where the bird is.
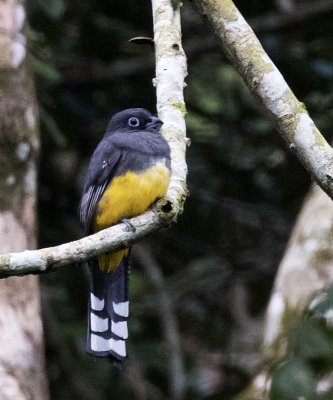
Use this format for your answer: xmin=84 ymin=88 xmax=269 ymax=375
xmin=79 ymin=108 xmax=171 ymax=364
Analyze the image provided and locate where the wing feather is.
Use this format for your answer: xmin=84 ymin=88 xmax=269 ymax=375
xmin=79 ymin=144 xmax=122 ymax=233
xmin=79 ymin=125 xmax=171 ymax=233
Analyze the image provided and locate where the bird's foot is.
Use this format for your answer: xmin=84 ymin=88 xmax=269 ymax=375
xmin=121 ymin=218 xmax=136 ymax=232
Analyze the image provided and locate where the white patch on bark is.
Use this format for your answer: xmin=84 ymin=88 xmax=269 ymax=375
xmin=324 ymin=308 xmax=333 ymax=327
xmin=16 ymin=4 xmax=25 ymax=31
xmin=253 ymin=373 xmax=269 ymax=391
xmin=260 ymin=69 xmax=289 ymax=114
xmin=223 ymin=11 xmax=247 ymax=31
xmin=0 ymin=372 xmax=26 ymax=400
xmin=261 ymin=70 xmax=288 ymax=101
xmin=16 ymin=142 xmax=30 ymax=161
xmin=295 ymin=113 xmax=315 ymax=148
xmin=12 ymin=41 xmax=26 ymax=68
xmin=24 ymin=160 xmax=37 ymax=195
xmin=309 ymin=292 xmax=328 ymax=310
xmin=6 ymin=174 xmax=16 ymax=185
xmin=25 ymin=107 xmax=35 ymax=129
xmin=316 ymin=372 xmax=333 ymax=394
xmin=264 ymin=293 xmax=285 ymax=347
xmin=10 ymin=4 xmax=26 ymax=68
xmin=10 ymin=250 xmax=47 ymax=271
xmin=293 ymin=113 xmax=333 ymax=185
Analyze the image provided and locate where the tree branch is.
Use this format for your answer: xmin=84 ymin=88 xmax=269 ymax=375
xmin=274 ymin=0 xmax=295 ymax=13
xmin=56 ymin=1 xmax=333 ymax=87
xmin=152 ymin=0 xmax=189 ymax=210
xmin=236 ymin=184 xmax=333 ymax=400
xmin=251 ymin=0 xmax=333 ymax=32
xmin=0 ymin=208 xmax=170 ymax=278
xmin=0 ymin=0 xmax=188 ymax=278
xmin=192 ymin=0 xmax=333 ymax=200
xmin=135 ymin=244 xmax=185 ymax=400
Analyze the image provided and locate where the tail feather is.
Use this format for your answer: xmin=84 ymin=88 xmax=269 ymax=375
xmin=87 ymin=254 xmax=130 ymax=363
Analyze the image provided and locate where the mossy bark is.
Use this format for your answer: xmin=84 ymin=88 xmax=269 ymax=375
xmin=191 ymin=1 xmax=333 ymax=398
xmin=0 ymin=0 xmax=49 ymax=398
xmin=236 ymin=184 xmax=333 ymax=400
xmin=152 ymin=0 xmax=189 ymax=216
xmin=0 ymin=0 xmax=188 ymax=277
xmin=192 ymin=0 xmax=333 ymax=200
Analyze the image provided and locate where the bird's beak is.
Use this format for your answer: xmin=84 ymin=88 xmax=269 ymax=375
xmin=150 ymin=116 xmax=163 ymax=125
xmin=146 ymin=115 xmax=163 ymax=131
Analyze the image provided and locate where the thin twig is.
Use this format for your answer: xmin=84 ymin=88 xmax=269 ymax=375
xmin=135 ymin=244 xmax=185 ymax=400
xmin=274 ymin=0 xmax=295 ymax=13
xmin=252 ymin=0 xmax=333 ymax=31
xmin=56 ymin=1 xmax=333 ymax=86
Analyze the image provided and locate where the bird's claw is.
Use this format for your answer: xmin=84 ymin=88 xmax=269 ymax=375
xmin=121 ymin=218 xmax=136 ymax=232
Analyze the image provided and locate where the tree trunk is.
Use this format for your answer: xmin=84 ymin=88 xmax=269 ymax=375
xmin=0 ymin=0 xmax=49 ymax=398
xmin=236 ymin=184 xmax=333 ymax=399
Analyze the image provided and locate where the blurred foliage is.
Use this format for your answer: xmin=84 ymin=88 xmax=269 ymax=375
xmin=271 ymin=285 xmax=333 ymax=400
xmin=25 ymin=0 xmax=333 ymax=399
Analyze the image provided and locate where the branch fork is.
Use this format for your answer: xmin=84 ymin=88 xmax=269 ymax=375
xmin=0 ymin=0 xmax=188 ymax=278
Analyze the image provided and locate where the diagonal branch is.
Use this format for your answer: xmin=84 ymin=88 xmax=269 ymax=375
xmin=56 ymin=1 xmax=333 ymax=87
xmin=251 ymin=0 xmax=333 ymax=32
xmin=0 ymin=0 xmax=188 ymax=278
xmin=274 ymin=0 xmax=295 ymax=13
xmin=0 ymin=210 xmax=166 ymax=277
xmin=192 ymin=0 xmax=333 ymax=200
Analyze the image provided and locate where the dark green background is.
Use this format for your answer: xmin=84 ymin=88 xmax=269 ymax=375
xmin=26 ymin=0 xmax=333 ymax=398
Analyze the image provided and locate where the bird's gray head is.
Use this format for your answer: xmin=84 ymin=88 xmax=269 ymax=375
xmin=106 ymin=108 xmax=163 ymax=134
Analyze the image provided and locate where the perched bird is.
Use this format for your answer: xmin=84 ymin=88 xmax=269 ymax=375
xmin=79 ymin=108 xmax=171 ymax=364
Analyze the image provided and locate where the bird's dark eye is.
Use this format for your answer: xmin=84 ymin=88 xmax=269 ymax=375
xmin=128 ymin=117 xmax=140 ymax=127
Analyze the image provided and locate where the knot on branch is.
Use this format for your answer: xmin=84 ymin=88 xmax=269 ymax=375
xmin=156 ymin=197 xmax=175 ymax=220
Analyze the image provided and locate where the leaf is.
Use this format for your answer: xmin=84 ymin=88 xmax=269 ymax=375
xmin=39 ymin=106 xmax=67 ymax=147
xmin=309 ymin=284 xmax=333 ymax=320
xmin=291 ymin=318 xmax=333 ymax=360
xmin=128 ymin=37 xmax=154 ymax=46
xmin=35 ymin=0 xmax=66 ymax=20
xmin=171 ymin=0 xmax=181 ymax=11
xmin=271 ymin=359 xmax=317 ymax=400
xmin=30 ymin=55 xmax=61 ymax=82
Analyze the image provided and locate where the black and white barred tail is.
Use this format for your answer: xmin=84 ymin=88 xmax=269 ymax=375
xmin=87 ymin=256 xmax=130 ymax=363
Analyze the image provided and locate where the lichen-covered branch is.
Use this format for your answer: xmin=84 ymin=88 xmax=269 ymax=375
xmin=192 ymin=0 xmax=333 ymax=200
xmin=152 ymin=0 xmax=189 ymax=213
xmin=0 ymin=209 xmax=169 ymax=277
xmin=0 ymin=1 xmax=188 ymax=278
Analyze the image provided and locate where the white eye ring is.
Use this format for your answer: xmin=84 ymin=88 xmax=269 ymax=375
xmin=128 ymin=117 xmax=140 ymax=127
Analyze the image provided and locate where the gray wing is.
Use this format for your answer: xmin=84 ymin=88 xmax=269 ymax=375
xmin=79 ymin=140 xmax=122 ymax=233
xmin=80 ymin=129 xmax=171 ymax=233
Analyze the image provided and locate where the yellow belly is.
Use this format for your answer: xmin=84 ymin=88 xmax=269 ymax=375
xmin=93 ymin=162 xmax=170 ymax=272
